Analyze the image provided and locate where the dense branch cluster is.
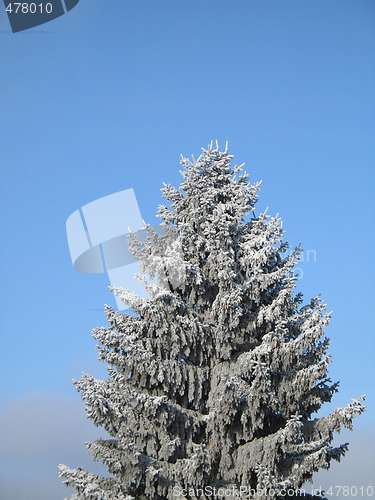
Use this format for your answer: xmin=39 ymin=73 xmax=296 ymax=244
xmin=59 ymin=143 xmax=365 ymax=499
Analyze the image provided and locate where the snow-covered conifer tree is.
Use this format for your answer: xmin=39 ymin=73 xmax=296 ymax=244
xmin=59 ymin=142 xmax=365 ymax=499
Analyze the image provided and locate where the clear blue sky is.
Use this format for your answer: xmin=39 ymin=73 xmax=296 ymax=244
xmin=0 ymin=1 xmax=374 ymax=499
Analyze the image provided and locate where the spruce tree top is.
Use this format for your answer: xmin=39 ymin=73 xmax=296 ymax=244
xmin=59 ymin=142 xmax=365 ymax=500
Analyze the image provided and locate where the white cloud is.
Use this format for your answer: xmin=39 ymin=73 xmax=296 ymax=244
xmin=311 ymin=424 xmax=375 ymax=499
xmin=0 ymin=391 xmax=107 ymax=500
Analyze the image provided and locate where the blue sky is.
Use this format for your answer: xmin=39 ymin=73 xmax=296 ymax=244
xmin=0 ymin=1 xmax=374 ymax=498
